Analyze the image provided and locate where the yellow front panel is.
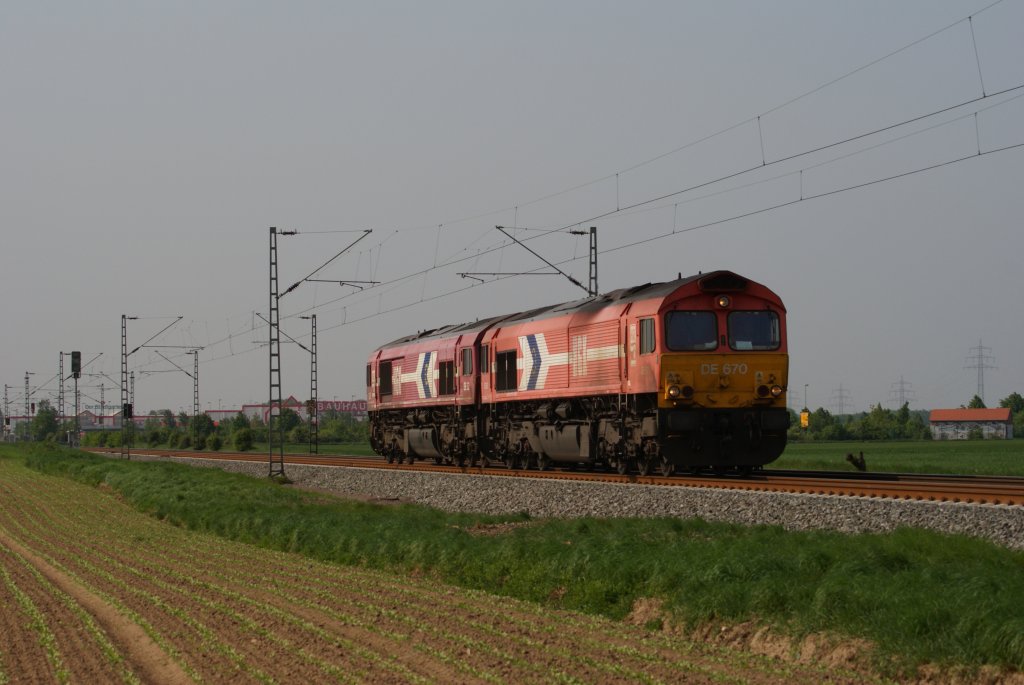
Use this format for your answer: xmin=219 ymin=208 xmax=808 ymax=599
xmin=660 ymin=353 xmax=789 ymax=410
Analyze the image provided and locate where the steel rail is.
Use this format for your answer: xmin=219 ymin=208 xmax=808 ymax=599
xmin=84 ymin=448 xmax=1024 ymax=506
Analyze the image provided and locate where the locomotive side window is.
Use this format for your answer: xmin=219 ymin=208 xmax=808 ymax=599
xmin=379 ymin=360 xmax=393 ymax=396
xmin=439 ymin=361 xmax=456 ymax=395
xmin=639 ymin=318 xmax=655 ymax=355
xmin=495 ymin=350 xmax=517 ymax=391
xmin=664 ymin=312 xmax=718 ymax=351
xmin=366 ymin=364 xmax=371 ymax=387
xmin=461 ymin=348 xmax=473 ymax=375
xmin=728 ymin=311 xmax=780 ymax=350
xmin=480 ymin=344 xmax=489 ymax=372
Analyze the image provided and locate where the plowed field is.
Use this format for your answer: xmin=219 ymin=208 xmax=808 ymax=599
xmin=0 ymin=458 xmax=863 ymax=684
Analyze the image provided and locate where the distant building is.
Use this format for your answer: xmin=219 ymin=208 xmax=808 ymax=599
xmin=235 ymin=397 xmax=368 ymax=424
xmin=929 ymin=408 xmax=1013 ymax=440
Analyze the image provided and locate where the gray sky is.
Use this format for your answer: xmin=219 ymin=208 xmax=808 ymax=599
xmin=2 ymin=0 xmax=1022 ymax=418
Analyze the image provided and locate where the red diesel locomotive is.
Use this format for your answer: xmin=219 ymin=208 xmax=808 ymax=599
xmin=366 ymin=270 xmax=790 ymax=475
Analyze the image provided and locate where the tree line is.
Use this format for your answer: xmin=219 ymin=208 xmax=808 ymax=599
xmin=14 ymin=402 xmax=369 ymax=451
xmin=790 ymin=391 xmax=1024 ymax=441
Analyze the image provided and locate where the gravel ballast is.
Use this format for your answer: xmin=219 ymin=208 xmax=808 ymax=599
xmin=137 ymin=454 xmax=1024 ymax=550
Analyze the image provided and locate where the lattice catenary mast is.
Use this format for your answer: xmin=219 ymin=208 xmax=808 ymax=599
xmin=830 ymin=383 xmax=852 ymax=416
xmin=964 ymin=339 xmax=996 ymax=403
xmin=888 ymin=376 xmax=915 ymax=408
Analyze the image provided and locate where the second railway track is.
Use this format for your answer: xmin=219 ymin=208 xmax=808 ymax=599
xmin=88 ymin=448 xmax=1024 ymax=506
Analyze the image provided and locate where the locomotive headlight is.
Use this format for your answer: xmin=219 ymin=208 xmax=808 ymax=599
xmin=716 ymin=295 xmax=731 ymax=308
xmin=667 ymin=385 xmax=682 ymax=399
xmin=770 ymin=385 xmax=784 ymax=398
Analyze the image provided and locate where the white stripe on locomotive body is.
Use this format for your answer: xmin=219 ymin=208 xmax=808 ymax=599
xmin=516 ymin=332 xmax=619 ymax=391
xmin=517 ymin=333 xmax=568 ymax=391
xmin=397 ymin=351 xmax=438 ymax=400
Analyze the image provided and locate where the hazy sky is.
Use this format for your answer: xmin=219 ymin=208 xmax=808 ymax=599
xmin=2 ymin=0 xmax=1022 ymax=418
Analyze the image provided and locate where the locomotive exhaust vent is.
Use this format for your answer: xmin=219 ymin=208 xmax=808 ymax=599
xmin=698 ymin=272 xmax=748 ymax=292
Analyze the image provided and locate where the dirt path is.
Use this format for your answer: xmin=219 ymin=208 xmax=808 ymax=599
xmin=0 ymin=458 xmax=871 ymax=684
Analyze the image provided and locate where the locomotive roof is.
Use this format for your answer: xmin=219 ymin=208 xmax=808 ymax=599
xmin=373 ymin=270 xmax=755 ymax=350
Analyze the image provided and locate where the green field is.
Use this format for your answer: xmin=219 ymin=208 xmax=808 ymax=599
xmin=776 ymin=439 xmax=1024 ymax=476
xmin=9 ymin=442 xmax=1024 ymax=678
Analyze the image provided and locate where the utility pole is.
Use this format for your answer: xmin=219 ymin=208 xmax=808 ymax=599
xmin=301 ymin=314 xmax=318 ymax=454
xmin=268 ymin=227 xmax=287 ymax=478
xmin=830 ymin=384 xmax=852 ymax=416
xmin=965 ymin=340 xmax=996 ymax=403
xmin=121 ymin=314 xmax=130 ymax=457
xmin=888 ymin=376 xmax=916 ymax=408
xmin=569 ymin=226 xmax=598 ymax=296
xmin=3 ymin=384 xmax=9 ymax=440
xmin=192 ymin=350 xmax=200 ymax=445
xmin=269 ymin=226 xmax=370 ymax=477
xmin=24 ymin=372 xmax=32 ymax=421
xmin=121 ymin=314 xmax=182 ymax=458
xmin=58 ymin=353 xmax=65 ymax=424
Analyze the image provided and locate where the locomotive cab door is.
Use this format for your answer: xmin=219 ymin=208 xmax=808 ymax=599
xmin=457 ymin=345 xmax=475 ymax=405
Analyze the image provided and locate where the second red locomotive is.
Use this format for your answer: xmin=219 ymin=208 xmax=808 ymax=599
xmin=366 ymin=270 xmax=790 ymax=475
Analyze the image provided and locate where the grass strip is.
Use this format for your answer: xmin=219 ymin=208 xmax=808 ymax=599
xmin=13 ymin=443 xmax=1024 ymax=676
xmin=777 ymin=439 xmax=1024 ymax=475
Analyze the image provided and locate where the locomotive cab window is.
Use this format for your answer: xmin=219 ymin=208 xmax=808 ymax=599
xmin=379 ymin=360 xmax=393 ymax=396
xmin=728 ymin=311 xmax=780 ymax=350
xmin=495 ymin=350 xmax=517 ymax=392
xmin=461 ymin=348 xmax=473 ymax=375
xmin=664 ymin=311 xmax=718 ymax=351
xmin=366 ymin=364 xmax=371 ymax=387
xmin=639 ymin=318 xmax=656 ymax=355
xmin=439 ymin=360 xmax=456 ymax=395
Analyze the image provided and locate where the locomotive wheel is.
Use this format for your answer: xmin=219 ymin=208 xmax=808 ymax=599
xmin=637 ymin=458 xmax=652 ymax=476
xmin=536 ymin=455 xmax=550 ymax=471
xmin=505 ymin=454 xmax=517 ymax=469
xmin=433 ymin=456 xmax=443 ymax=465
xmin=659 ymin=456 xmax=674 ymax=477
xmin=615 ymin=459 xmax=629 ymax=475
xmin=385 ymin=450 xmax=395 ymax=464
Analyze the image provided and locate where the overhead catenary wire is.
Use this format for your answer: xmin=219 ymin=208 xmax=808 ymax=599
xmin=121 ymin=0 xmax=1021 ymax=376
xmin=130 ymin=81 xmax=1024 ymax=378
xmin=308 ymin=140 xmax=1024 ymax=338
xmin=280 ymin=82 xmax=1024 ymax=325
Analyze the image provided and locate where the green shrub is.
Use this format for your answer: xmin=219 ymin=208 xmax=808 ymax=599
xmin=234 ymin=428 xmax=253 ymax=452
xmin=289 ymin=424 xmax=309 ymax=444
xmin=209 ymin=434 xmax=223 ymax=451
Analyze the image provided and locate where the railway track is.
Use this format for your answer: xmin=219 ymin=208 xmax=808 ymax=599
xmin=86 ymin=448 xmax=1024 ymax=506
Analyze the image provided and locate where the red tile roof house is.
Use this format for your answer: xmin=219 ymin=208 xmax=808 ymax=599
xmin=929 ymin=408 xmax=1013 ymax=440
